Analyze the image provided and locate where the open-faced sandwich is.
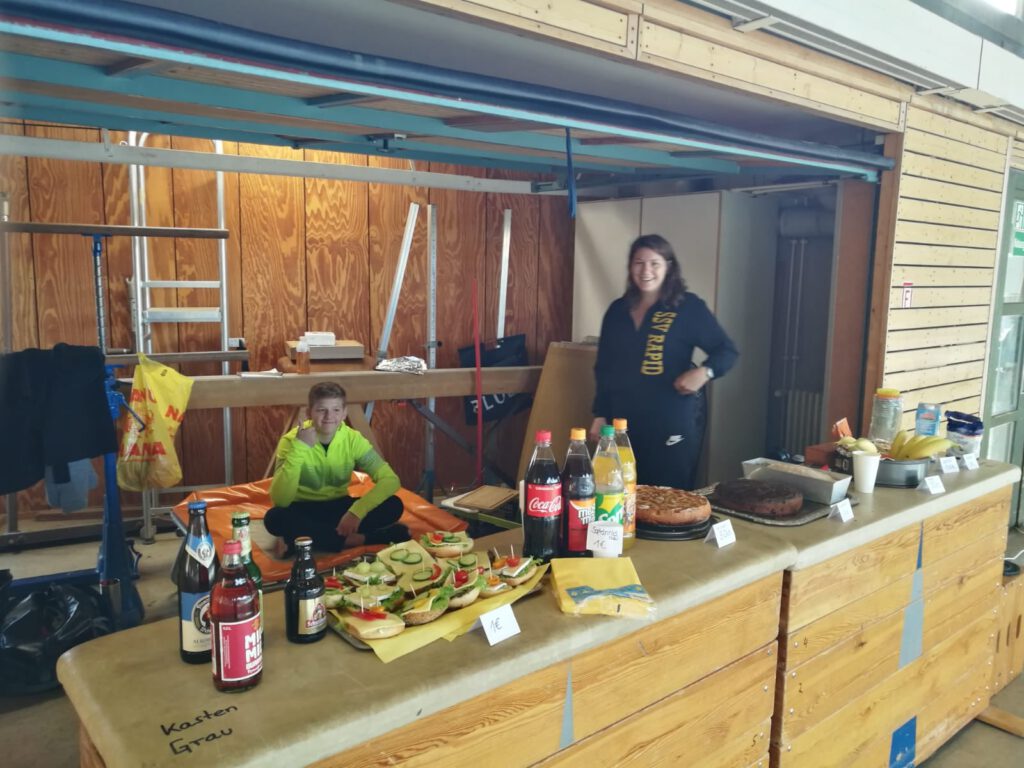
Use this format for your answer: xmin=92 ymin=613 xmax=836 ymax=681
xmin=493 ymin=555 xmax=539 ymax=587
xmin=342 ymin=559 xmax=397 ymax=586
xmin=447 ymin=568 xmax=486 ymax=608
xmin=400 ymin=585 xmax=454 ymax=626
xmin=440 ymin=551 xmax=484 ymax=571
xmin=323 ymin=574 xmax=351 ymax=608
xmin=421 ymin=530 xmax=473 ymax=558
xmin=342 ymin=583 xmax=405 ymax=613
xmin=399 ymin=561 xmax=452 ymax=594
xmin=480 ymin=571 xmax=513 ymax=598
xmin=338 ymin=608 xmax=406 ymax=641
xmin=383 ymin=546 xmax=426 ymax=568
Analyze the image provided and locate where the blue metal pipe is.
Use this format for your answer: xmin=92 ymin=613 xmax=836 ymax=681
xmin=1 ymin=0 xmax=893 ymax=172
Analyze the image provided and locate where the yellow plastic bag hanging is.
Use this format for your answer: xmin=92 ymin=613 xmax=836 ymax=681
xmin=116 ymin=353 xmax=193 ymax=491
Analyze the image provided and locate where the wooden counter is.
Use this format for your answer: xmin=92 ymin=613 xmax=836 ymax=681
xmin=58 ymin=461 xmax=1019 ymax=767
xmin=765 ymin=460 xmax=1019 ymax=767
xmin=60 ymin=528 xmax=794 ymax=767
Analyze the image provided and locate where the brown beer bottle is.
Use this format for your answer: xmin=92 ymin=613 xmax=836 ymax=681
xmin=285 ymin=537 xmax=326 ymax=643
xmin=178 ymin=501 xmax=219 ymax=664
xmin=210 ymin=539 xmax=262 ymax=692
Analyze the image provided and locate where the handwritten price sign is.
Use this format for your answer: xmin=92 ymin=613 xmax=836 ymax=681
xmin=481 ymin=604 xmax=520 ymax=646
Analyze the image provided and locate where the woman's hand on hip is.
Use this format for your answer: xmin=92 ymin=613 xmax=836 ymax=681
xmin=674 ymin=367 xmax=710 ymax=395
xmin=589 ymin=417 xmax=607 ymax=443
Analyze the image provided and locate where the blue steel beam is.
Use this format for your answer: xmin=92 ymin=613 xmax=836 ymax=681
xmin=2 ymin=52 xmax=739 ymax=175
xmin=0 ymin=24 xmax=878 ymax=178
xmin=0 ymin=91 xmax=635 ymax=174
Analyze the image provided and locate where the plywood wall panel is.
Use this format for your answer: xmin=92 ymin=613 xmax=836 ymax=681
xmin=26 ymin=124 xmax=105 ymax=348
xmin=367 ymin=157 xmax=429 ymax=487
xmin=170 ymin=136 xmax=236 ymax=486
xmin=139 ymin=135 xmax=181 ymax=355
xmin=536 ymin=195 xmax=574 ymax=355
xmin=238 ymin=142 xmax=306 ymax=480
xmin=12 ymin=136 xmax=576 ymax=508
xmin=99 ymin=131 xmax=135 ymax=354
xmin=428 ymin=163 xmax=487 ymax=490
xmin=0 ymin=121 xmax=37 ymax=351
xmin=1 ymin=121 xmax=43 ymax=513
xmin=303 ymin=150 xmax=370 ymax=345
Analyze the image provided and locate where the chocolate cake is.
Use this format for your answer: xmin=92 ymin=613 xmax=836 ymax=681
xmin=709 ymin=479 xmax=804 ymax=518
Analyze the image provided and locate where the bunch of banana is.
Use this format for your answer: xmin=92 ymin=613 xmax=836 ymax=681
xmin=889 ymin=432 xmax=953 ymax=460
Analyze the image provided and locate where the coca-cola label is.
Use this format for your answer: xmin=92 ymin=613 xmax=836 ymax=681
xmin=180 ymin=592 xmax=211 ymax=653
xmin=214 ymin=615 xmax=263 ymax=682
xmin=186 ymin=534 xmax=215 ymax=569
xmin=297 ymin=597 xmax=326 ymax=635
xmin=567 ymin=497 xmax=595 ymax=552
xmin=526 ymin=483 xmax=562 ymax=518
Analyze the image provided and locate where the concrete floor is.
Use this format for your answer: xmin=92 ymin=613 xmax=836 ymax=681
xmin=1 ymin=530 xmax=1022 ymax=767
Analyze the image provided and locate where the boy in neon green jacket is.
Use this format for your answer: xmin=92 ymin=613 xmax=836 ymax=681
xmin=265 ymin=382 xmax=408 ymax=556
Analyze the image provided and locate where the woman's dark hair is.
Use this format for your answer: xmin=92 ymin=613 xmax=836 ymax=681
xmin=308 ymin=382 xmax=347 ymax=409
xmin=624 ymin=234 xmax=687 ymax=308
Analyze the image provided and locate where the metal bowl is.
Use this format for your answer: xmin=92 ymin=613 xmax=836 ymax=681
xmin=875 ymin=457 xmax=929 ymax=488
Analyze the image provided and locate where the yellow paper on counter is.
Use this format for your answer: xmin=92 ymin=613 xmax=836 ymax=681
xmin=549 ymin=557 xmax=655 ymax=618
xmin=355 ymin=564 xmax=548 ymax=663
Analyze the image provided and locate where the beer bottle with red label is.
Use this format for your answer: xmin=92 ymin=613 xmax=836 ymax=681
xmin=523 ymin=430 xmax=562 ymax=562
xmin=210 ymin=539 xmax=262 ymax=692
xmin=178 ymin=500 xmax=218 ymax=664
xmin=285 ymin=536 xmax=326 ymax=643
xmin=561 ymin=428 xmax=595 ymax=557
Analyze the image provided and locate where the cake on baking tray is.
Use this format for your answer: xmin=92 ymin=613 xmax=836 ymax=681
xmin=636 ymin=485 xmax=712 ymax=526
xmin=709 ymin=478 xmax=804 ymax=518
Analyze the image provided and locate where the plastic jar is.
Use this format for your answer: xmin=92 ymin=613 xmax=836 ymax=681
xmin=867 ymin=388 xmax=903 ymax=450
xmin=914 ymin=402 xmax=941 ymax=436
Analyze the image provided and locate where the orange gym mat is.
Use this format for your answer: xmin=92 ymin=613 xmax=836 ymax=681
xmin=171 ymin=474 xmax=467 ymax=583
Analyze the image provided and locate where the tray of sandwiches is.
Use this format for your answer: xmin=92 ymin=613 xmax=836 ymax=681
xmin=324 ymin=531 xmax=547 ymax=663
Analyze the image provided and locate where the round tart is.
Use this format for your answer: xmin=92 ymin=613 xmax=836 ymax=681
xmin=710 ymin=479 xmax=803 ymax=518
xmin=636 ymin=485 xmax=712 ymax=526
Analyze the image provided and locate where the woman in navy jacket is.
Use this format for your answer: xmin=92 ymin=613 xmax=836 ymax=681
xmin=589 ymin=234 xmax=738 ymax=490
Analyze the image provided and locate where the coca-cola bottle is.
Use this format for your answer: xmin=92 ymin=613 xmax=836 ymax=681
xmin=561 ymin=428 xmax=595 ymax=557
xmin=178 ymin=501 xmax=219 ymax=664
xmin=285 ymin=536 xmax=326 ymax=643
xmin=210 ymin=539 xmax=262 ymax=693
xmin=523 ymin=430 xmax=562 ymax=562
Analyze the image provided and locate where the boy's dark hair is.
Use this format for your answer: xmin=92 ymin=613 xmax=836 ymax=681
xmin=624 ymin=233 xmax=688 ymax=308
xmin=308 ymin=382 xmax=347 ymax=409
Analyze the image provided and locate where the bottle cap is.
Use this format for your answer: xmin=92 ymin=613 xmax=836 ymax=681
xmin=570 ymin=427 xmax=586 ymax=441
xmin=295 ymin=536 xmax=313 ymax=549
xmin=187 ymin=500 xmax=206 ymax=512
xmin=600 ymin=424 xmax=615 ymax=437
xmin=613 ymin=418 xmax=628 ymax=431
xmin=876 ymin=387 xmax=901 ymax=398
xmin=535 ymin=430 xmax=552 ymax=443
xmin=223 ymin=539 xmax=242 ymax=555
xmin=231 ymin=510 xmax=249 ymax=524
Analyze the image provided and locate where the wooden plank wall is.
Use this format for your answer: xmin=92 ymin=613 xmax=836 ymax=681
xmin=883 ymin=105 xmax=1009 ymax=432
xmin=0 ymin=124 xmax=574 ymax=512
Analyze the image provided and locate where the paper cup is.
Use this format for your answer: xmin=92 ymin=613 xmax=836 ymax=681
xmin=852 ymin=451 xmax=881 ymax=494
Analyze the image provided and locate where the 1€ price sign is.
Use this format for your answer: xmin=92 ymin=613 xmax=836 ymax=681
xmin=481 ymin=604 xmax=520 ymax=646
xmin=938 ymin=456 xmax=960 ymax=474
xmin=920 ymin=475 xmax=946 ymax=495
xmin=963 ymin=453 xmax=980 ymax=471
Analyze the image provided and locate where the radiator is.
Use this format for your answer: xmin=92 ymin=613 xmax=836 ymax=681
xmin=782 ymin=389 xmax=823 ymax=454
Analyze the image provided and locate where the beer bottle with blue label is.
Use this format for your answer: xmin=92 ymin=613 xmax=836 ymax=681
xmin=178 ymin=500 xmax=219 ymax=664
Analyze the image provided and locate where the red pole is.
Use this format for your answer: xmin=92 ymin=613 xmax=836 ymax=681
xmin=472 ymin=279 xmax=484 ymax=485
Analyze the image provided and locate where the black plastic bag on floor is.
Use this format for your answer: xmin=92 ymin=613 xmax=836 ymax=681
xmin=0 ymin=583 xmax=112 ymax=695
